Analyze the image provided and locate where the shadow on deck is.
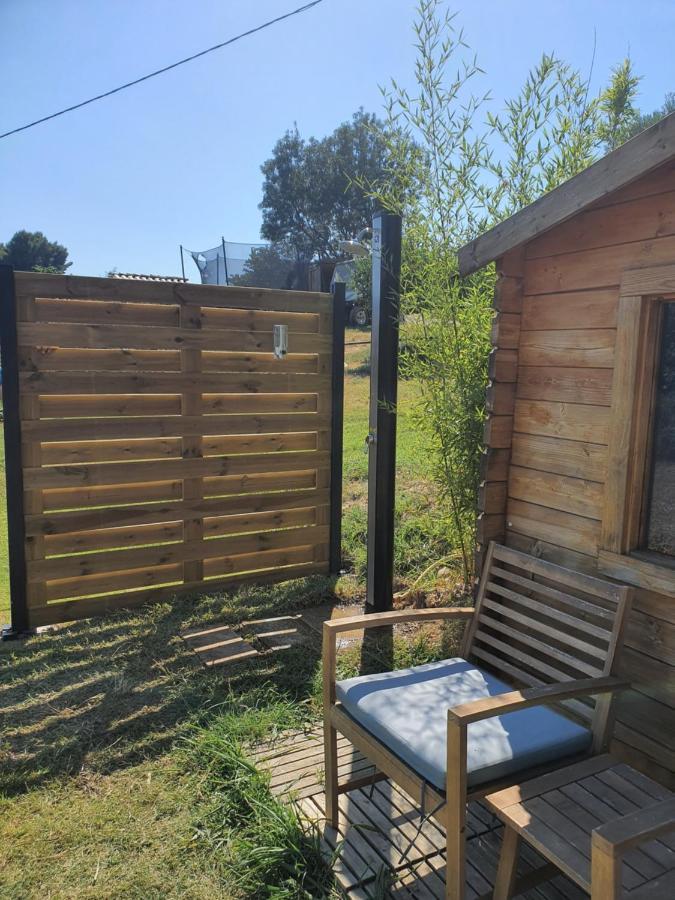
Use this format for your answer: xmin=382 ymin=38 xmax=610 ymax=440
xmin=253 ymin=726 xmax=587 ymax=900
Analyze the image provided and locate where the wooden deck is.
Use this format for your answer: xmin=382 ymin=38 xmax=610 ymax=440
xmin=253 ymin=726 xmax=587 ymax=899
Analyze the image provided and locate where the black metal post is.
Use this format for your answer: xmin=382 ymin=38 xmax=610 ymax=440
xmin=0 ymin=266 xmax=31 ymax=638
xmin=221 ymin=237 xmax=229 ymax=286
xmin=366 ymin=213 xmax=402 ymax=611
xmin=179 ymin=244 xmax=186 ymax=280
xmin=329 ymin=281 xmax=346 ymax=575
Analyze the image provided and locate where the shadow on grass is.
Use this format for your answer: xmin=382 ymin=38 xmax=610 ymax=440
xmin=359 ymin=625 xmax=394 ymax=675
xmin=0 ymin=575 xmax=337 ymax=797
xmin=355 ymin=611 xmax=467 ymax=678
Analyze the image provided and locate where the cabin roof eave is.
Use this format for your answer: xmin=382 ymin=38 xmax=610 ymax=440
xmin=457 ymin=111 xmax=675 ymax=276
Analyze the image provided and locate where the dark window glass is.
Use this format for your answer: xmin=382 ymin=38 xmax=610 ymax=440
xmin=645 ymin=302 xmax=675 ymax=557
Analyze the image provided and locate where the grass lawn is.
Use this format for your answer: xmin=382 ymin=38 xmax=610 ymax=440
xmin=0 ymin=329 xmax=457 ymax=897
xmin=340 ymin=329 xmax=449 ymax=590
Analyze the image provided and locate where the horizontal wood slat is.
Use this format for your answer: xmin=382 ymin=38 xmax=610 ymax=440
xmin=476 ymin=609 xmax=600 ymax=677
xmin=41 ymin=469 xmax=324 ymax=512
xmin=29 ymin=525 xmax=329 ymax=582
xmin=25 ymin=296 xmax=321 ymax=332
xmin=523 ymin=233 xmax=675 ymax=295
xmin=29 ymin=563 xmax=328 ymax=627
xmin=43 ymin=506 xmax=321 ymax=556
xmin=466 ymin=543 xmax=631 ymax=733
xmin=20 ymin=370 xmax=330 ymax=394
xmin=510 ymin=433 xmax=607 ymax=482
xmin=492 ymin=541 xmax=625 ymax=602
xmin=506 ymin=499 xmax=601 ymax=556
xmin=508 ymin=465 xmax=604 ymax=520
xmin=525 ymin=189 xmax=675 ymax=260
xmin=488 ymin=566 xmax=616 ymax=625
xmin=18 ymin=322 xmax=331 ymax=354
xmin=481 ymin=596 xmax=610 ymax=654
xmin=37 ymin=432 xmax=318 ymax=465
xmin=521 ymin=290 xmax=618 ymax=331
xmin=16 ymin=273 xmax=331 ymax=310
xmin=518 ymin=329 xmax=615 ymax=368
xmin=513 ymin=400 xmax=610 ymax=444
xmin=13 ymin=272 xmax=336 ymax=626
xmin=516 ymin=366 xmax=613 ymax=406
xmin=22 ymin=412 xmax=330 ymax=442
xmin=48 ymin=393 xmax=312 ymax=421
xmin=20 ymin=346 xmax=324 ymax=375
xmin=26 ymin=488 xmax=329 ymax=536
xmin=24 ymin=450 xmax=330 ymax=489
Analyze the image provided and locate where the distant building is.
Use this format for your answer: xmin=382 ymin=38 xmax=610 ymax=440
xmin=110 ymin=272 xmax=187 ymax=283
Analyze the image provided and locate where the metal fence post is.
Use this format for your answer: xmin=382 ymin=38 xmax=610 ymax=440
xmin=0 ymin=265 xmax=30 ymax=638
xmin=221 ymin=237 xmax=229 ymax=285
xmin=366 ymin=212 xmax=402 ymax=611
xmin=329 ymin=281 xmax=346 ymax=575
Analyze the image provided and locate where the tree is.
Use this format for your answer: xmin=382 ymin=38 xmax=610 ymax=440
xmin=228 ymin=243 xmax=301 ymax=290
xmin=613 ymin=90 xmax=675 ymax=146
xmin=259 ymin=110 xmax=393 ymax=259
xmin=597 ymin=59 xmax=642 ymax=150
xmin=0 ymin=230 xmax=71 ymax=273
xmin=350 ymin=253 xmax=372 ymax=311
xmin=369 ymin=0 xmax=640 ymax=583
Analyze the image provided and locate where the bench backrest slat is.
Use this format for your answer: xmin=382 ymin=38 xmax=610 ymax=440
xmin=463 ymin=542 xmax=632 ymax=739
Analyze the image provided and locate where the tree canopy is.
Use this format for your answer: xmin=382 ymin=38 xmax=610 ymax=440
xmin=614 ymin=90 xmax=675 ymax=147
xmin=229 ymin=243 xmax=301 ymax=290
xmin=259 ymin=110 xmax=391 ymax=260
xmin=0 ymin=230 xmax=71 ymax=273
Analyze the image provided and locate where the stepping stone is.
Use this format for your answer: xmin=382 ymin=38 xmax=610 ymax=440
xmin=181 ymin=623 xmax=258 ymax=667
xmin=243 ymin=614 xmax=309 ymax=651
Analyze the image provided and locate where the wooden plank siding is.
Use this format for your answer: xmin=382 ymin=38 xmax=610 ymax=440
xmin=476 ymin=249 xmax=524 ymax=570
xmin=13 ymin=273 xmax=335 ymax=626
xmin=478 ymin=165 xmax=675 ymax=788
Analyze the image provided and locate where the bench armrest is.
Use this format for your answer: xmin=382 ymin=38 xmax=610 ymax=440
xmin=593 ymin=797 xmax=675 ymax=856
xmin=447 ymin=676 xmax=630 ymax=726
xmin=323 ymin=607 xmax=474 ymax=637
xmin=590 ymin=797 xmax=675 ymax=899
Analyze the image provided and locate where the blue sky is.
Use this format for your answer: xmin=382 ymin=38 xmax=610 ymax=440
xmin=2 ymin=0 xmax=674 ymax=280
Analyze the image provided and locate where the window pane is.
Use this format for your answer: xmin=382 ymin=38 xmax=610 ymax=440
xmin=645 ymin=302 xmax=675 ymax=556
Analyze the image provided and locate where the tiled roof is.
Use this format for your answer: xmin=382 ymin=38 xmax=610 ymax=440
xmin=110 ymin=272 xmax=188 ymax=283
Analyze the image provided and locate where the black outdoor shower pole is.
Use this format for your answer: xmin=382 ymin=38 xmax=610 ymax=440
xmin=366 ymin=212 xmax=402 ymax=611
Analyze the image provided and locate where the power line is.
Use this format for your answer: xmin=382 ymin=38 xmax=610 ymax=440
xmin=0 ymin=0 xmax=325 ymax=141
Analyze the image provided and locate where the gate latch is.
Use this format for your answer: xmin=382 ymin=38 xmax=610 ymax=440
xmin=273 ymin=324 xmax=288 ymax=359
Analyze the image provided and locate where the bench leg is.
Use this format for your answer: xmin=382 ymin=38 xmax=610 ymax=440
xmin=323 ymin=718 xmax=339 ymax=828
xmin=493 ymin=826 xmax=521 ymax=900
xmin=445 ymin=803 xmax=466 ymax=900
xmin=446 ymin=716 xmax=467 ymax=900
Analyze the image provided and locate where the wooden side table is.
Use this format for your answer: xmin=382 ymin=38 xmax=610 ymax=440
xmin=485 ymin=754 xmax=675 ymax=899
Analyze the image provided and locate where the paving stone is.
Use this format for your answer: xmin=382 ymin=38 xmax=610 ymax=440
xmin=180 ymin=623 xmax=258 ymax=667
xmin=243 ymin=614 xmax=310 ymax=651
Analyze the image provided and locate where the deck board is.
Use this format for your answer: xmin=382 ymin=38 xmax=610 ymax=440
xmin=253 ymin=726 xmax=587 ymax=898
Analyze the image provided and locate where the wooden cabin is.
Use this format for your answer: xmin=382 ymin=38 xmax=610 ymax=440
xmin=458 ymin=112 xmax=675 ymax=789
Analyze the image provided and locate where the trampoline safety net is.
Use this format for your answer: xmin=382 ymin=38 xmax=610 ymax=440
xmin=184 ymin=241 xmax=310 ymax=291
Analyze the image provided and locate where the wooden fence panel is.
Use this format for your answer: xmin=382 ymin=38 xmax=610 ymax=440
xmin=3 ymin=272 xmax=342 ymax=628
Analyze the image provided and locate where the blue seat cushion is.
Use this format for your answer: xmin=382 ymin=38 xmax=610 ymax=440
xmin=335 ymin=657 xmax=592 ymax=790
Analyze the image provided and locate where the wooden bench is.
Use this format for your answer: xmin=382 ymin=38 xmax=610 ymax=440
xmin=486 ymin=754 xmax=675 ymax=899
xmin=323 ymin=542 xmax=634 ymax=899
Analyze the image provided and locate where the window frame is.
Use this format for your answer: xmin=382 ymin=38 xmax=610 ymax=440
xmin=599 ymin=265 xmax=675 ymax=598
